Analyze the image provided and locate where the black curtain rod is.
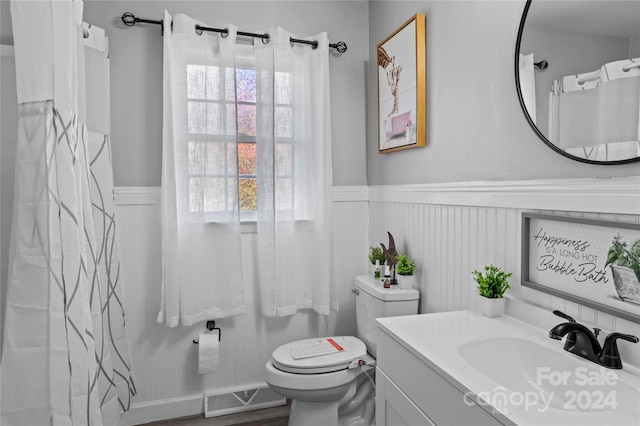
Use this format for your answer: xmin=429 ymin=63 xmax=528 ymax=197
xmin=121 ymin=12 xmax=347 ymax=54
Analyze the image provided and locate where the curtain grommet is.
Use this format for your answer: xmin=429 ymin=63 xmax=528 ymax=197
xmin=262 ymin=34 xmax=270 ymax=45
xmin=195 ymin=25 xmax=203 ymax=36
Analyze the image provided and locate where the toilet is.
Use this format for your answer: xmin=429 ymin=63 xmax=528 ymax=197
xmin=264 ymin=275 xmax=419 ymax=426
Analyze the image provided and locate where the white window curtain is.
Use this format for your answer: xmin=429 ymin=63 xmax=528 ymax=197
xmin=254 ymin=28 xmax=335 ymax=317
xmin=2 ymin=1 xmax=136 ymax=424
xmin=158 ymin=12 xmax=246 ymax=327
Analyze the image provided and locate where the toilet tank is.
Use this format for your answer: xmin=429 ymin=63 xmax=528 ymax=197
xmin=354 ymin=275 xmax=419 ymax=358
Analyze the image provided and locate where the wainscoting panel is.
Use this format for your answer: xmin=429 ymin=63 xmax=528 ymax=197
xmin=368 ymin=200 xmax=640 ymax=369
xmin=114 ymin=188 xmax=369 ymax=424
xmin=370 ymin=203 xmax=520 ymax=314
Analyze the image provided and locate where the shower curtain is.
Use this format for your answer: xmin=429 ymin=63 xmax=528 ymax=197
xmin=1 ymin=1 xmax=136 ymax=424
xmin=549 ymin=57 xmax=640 ymax=160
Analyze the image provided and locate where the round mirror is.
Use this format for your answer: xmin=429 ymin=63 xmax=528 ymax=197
xmin=515 ymin=0 xmax=640 ymax=165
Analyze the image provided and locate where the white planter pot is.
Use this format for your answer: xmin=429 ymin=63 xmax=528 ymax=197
xmin=397 ymin=274 xmax=415 ymax=289
xmin=477 ymin=295 xmax=505 ymax=318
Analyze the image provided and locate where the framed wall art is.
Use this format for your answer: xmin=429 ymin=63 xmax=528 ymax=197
xmin=522 ymin=212 xmax=640 ymax=323
xmin=377 ymin=13 xmax=426 ymax=153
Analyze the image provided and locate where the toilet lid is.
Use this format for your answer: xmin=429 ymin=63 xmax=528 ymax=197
xmin=272 ymin=336 xmax=367 ymax=374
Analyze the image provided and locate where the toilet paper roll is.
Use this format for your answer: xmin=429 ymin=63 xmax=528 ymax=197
xmin=198 ymin=331 xmax=219 ymax=374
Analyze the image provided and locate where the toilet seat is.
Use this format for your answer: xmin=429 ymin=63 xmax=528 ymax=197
xmin=272 ymin=336 xmax=367 ymax=374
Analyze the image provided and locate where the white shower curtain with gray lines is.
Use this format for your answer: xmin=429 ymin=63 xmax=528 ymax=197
xmin=1 ymin=1 xmax=136 ymax=424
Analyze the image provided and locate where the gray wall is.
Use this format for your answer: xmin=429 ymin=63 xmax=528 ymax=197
xmin=0 ymin=0 xmax=369 ymax=186
xmin=3 ymin=0 xmax=639 ymax=185
xmin=367 ymin=1 xmax=640 ymax=185
xmin=631 ymin=36 xmax=640 ymax=57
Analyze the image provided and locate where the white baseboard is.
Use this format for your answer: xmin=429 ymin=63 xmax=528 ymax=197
xmin=121 ymin=382 xmax=279 ymax=425
xmin=121 ymin=393 xmax=203 ymax=426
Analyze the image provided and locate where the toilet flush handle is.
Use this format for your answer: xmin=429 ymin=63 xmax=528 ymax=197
xmin=352 ymin=289 xmax=359 ymax=295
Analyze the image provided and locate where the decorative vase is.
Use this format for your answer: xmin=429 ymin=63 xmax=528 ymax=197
xmin=397 ymin=274 xmax=415 ymax=289
xmin=477 ymin=295 xmax=505 ymax=318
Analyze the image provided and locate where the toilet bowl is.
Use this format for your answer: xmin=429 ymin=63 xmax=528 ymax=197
xmin=264 ymin=336 xmax=376 ymax=426
xmin=264 ymin=275 xmax=420 ymax=426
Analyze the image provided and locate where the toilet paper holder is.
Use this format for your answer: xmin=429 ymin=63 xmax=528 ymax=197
xmin=193 ymin=320 xmax=221 ymax=344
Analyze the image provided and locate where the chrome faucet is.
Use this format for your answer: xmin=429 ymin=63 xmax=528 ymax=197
xmin=549 ymin=310 xmax=639 ymax=369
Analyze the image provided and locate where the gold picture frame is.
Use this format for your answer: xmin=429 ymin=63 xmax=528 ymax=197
xmin=377 ymin=13 xmax=426 ymax=154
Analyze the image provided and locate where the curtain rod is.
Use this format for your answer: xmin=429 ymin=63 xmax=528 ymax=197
xmin=534 ymin=60 xmax=548 ymax=71
xmin=121 ymin=12 xmax=347 ymax=54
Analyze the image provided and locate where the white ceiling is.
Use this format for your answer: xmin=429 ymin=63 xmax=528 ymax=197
xmin=527 ymin=0 xmax=640 ymax=39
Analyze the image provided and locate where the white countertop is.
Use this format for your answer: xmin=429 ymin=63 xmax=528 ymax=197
xmin=376 ymin=310 xmax=640 ymax=426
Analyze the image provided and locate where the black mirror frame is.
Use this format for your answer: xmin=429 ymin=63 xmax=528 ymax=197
xmin=514 ymin=0 xmax=640 ymax=166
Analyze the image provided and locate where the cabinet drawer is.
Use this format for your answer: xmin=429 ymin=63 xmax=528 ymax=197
xmin=377 ymin=331 xmax=503 ymax=426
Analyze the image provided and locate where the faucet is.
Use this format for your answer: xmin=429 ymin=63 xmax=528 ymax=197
xmin=600 ymin=333 xmax=640 ymax=369
xmin=551 ymin=310 xmax=578 ymax=351
xmin=549 ymin=322 xmax=602 ymax=363
xmin=549 ymin=311 xmax=639 ymax=369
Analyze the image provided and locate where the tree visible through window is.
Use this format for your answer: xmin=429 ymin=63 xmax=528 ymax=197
xmin=236 ymin=68 xmax=257 ymax=212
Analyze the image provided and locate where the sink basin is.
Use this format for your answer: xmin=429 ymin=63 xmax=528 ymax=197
xmin=458 ymin=337 xmax=640 ymax=413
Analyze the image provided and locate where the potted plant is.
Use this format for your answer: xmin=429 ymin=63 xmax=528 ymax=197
xmin=472 ymin=265 xmax=512 ymax=317
xmin=368 ymin=246 xmax=386 ymax=278
xmin=605 ymin=235 xmax=640 ymax=303
xmin=396 ymin=252 xmax=417 ymax=289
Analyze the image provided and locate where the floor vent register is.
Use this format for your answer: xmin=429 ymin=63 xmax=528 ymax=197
xmin=204 ymin=384 xmax=286 ymax=418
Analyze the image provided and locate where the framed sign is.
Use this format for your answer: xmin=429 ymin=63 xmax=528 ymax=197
xmin=377 ymin=13 xmax=426 ymax=153
xmin=522 ymin=213 xmax=640 ymax=323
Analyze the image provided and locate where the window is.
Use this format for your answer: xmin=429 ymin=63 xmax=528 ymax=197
xmin=185 ymin=63 xmax=257 ymax=217
xmin=185 ymin=56 xmax=294 ymax=220
xmin=236 ymin=68 xmax=258 ymax=212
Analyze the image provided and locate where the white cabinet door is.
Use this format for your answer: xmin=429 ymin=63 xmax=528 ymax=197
xmin=376 ymin=331 xmax=504 ymax=426
xmin=377 ymin=369 xmax=434 ymax=426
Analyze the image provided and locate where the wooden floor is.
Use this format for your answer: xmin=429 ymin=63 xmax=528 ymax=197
xmin=140 ymin=401 xmax=290 ymax=426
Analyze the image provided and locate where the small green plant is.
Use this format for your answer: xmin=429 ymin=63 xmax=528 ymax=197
xmin=605 ymin=235 xmax=640 ymax=281
xmin=396 ymin=253 xmax=416 ymax=276
xmin=369 ymin=246 xmax=386 ymax=265
xmin=472 ymin=265 xmax=512 ymax=299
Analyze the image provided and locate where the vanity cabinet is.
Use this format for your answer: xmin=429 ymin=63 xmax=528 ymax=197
xmin=376 ymin=330 xmax=504 ymax=426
